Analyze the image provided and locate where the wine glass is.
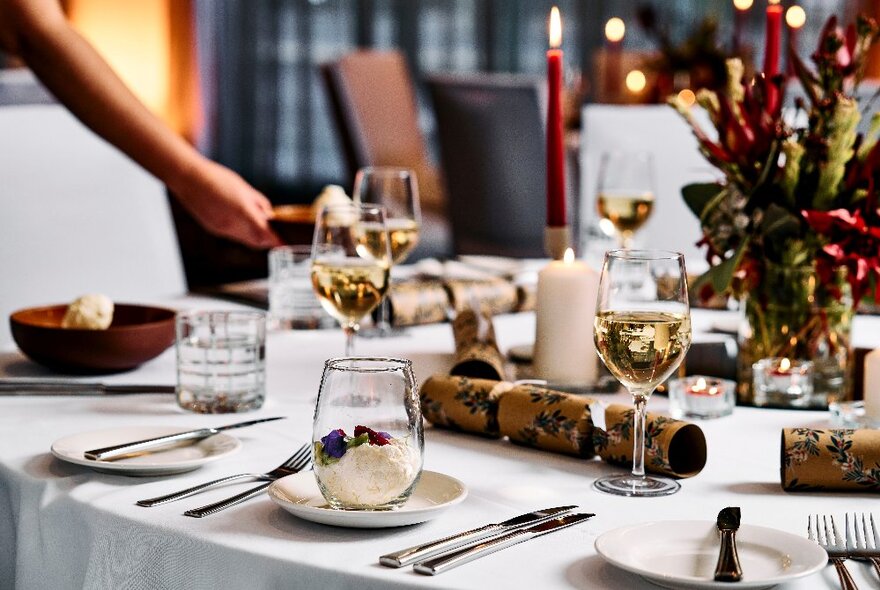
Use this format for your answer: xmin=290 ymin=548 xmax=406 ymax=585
xmin=596 ymin=151 xmax=656 ymax=249
xmin=312 ymin=357 xmax=423 ymax=510
xmin=310 ymin=203 xmax=391 ymax=356
xmin=352 ymin=167 xmax=421 ymax=337
xmin=593 ymin=249 xmax=692 ymax=497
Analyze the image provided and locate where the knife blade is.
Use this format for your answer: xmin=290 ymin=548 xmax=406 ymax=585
xmin=83 ymin=416 xmax=286 ymax=461
xmin=0 ymin=380 xmax=176 ymax=396
xmin=379 ymin=505 xmax=578 ymax=568
xmin=713 ymin=506 xmax=743 ymax=582
xmin=413 ymin=512 xmax=595 ymax=575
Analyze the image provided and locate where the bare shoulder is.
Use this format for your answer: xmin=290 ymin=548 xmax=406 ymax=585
xmin=0 ymin=0 xmax=67 ymax=54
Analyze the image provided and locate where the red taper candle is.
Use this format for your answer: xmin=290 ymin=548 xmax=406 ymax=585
xmin=763 ymin=0 xmax=782 ymax=111
xmin=546 ymin=6 xmax=566 ymax=228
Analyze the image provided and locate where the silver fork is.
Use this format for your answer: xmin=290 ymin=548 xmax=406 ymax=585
xmin=136 ymin=444 xmax=310 ymax=507
xmin=184 ymin=451 xmax=312 ymax=518
xmin=808 ymin=514 xmax=859 ymax=590
xmin=850 ymin=513 xmax=880 ymax=578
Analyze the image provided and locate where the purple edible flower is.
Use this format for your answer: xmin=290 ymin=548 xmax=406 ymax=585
xmin=321 ymin=428 xmax=348 ymax=458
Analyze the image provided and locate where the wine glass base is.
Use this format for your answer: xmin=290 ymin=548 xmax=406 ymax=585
xmin=593 ymin=474 xmax=680 ymax=497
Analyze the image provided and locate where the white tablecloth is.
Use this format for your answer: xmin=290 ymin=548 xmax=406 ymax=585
xmin=1 ymin=301 xmax=877 ymax=590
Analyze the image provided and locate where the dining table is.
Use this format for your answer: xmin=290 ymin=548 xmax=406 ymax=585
xmin=1 ymin=293 xmax=878 ymax=590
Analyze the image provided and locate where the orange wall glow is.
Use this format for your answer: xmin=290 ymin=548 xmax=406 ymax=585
xmin=67 ymin=0 xmax=172 ymax=122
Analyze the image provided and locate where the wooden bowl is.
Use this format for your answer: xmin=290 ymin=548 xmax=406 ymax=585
xmin=270 ymin=205 xmax=316 ymax=245
xmin=10 ymin=303 xmax=176 ymax=373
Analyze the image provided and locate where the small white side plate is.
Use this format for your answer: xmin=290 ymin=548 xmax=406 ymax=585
xmin=268 ymin=470 xmax=467 ymax=528
xmin=51 ymin=426 xmax=241 ymax=476
xmin=595 ymin=520 xmax=827 ymax=590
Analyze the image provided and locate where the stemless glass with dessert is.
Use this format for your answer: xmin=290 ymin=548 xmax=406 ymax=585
xmin=593 ymin=250 xmax=692 ymax=496
xmin=596 ymin=151 xmax=656 ymax=249
xmin=310 ymin=203 xmax=391 ymax=356
xmin=352 ymin=167 xmax=420 ymax=337
xmin=312 ymin=357 xmax=423 ymax=510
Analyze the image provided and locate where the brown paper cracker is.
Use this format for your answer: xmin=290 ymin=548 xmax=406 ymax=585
xmin=450 ymin=309 xmax=508 ymax=381
xmin=497 ymin=385 xmax=595 ymax=456
xmin=386 ymin=280 xmax=450 ymax=327
xmin=781 ymin=428 xmax=880 ymax=492
xmin=445 ymin=279 xmax=519 ymax=316
xmin=420 ymin=375 xmax=504 ymax=438
xmin=593 ymin=403 xmax=707 ymax=478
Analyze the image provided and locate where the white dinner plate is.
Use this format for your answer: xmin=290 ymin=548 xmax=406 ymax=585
xmin=50 ymin=426 xmax=241 ymax=476
xmin=268 ymin=470 xmax=467 ymax=528
xmin=595 ymin=520 xmax=827 ymax=590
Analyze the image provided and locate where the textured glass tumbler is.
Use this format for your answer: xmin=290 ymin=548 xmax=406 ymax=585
xmin=312 ymin=357 xmax=423 ymax=510
xmin=176 ymin=310 xmax=266 ymax=413
xmin=268 ymin=245 xmax=326 ymax=329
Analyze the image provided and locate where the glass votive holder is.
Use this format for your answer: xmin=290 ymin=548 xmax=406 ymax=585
xmin=668 ymin=376 xmax=736 ymax=419
xmin=752 ymin=357 xmax=814 ymax=408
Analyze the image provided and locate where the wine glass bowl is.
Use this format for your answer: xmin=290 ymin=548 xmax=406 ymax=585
xmin=593 ymin=249 xmax=692 ymax=497
xmin=596 ymin=151 xmax=656 ymax=249
xmin=352 ymin=167 xmax=421 ymax=336
xmin=310 ymin=203 xmax=391 ymax=356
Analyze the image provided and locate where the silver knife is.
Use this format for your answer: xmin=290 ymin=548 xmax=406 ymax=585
xmin=413 ymin=513 xmax=595 ymax=575
xmin=83 ymin=416 xmax=286 ymax=461
xmin=713 ymin=506 xmax=743 ymax=582
xmin=0 ymin=380 xmax=176 ymax=396
xmin=379 ymin=505 xmax=577 ymax=568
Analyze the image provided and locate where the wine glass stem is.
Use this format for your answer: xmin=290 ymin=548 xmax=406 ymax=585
xmin=344 ymin=325 xmax=356 ymax=357
xmin=620 ymin=231 xmax=634 ymax=249
xmin=631 ymin=393 xmax=649 ymax=479
xmin=377 ymin=295 xmax=391 ymax=335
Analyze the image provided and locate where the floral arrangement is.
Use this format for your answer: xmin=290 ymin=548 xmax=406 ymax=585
xmin=314 ymin=425 xmax=392 ymax=466
xmin=670 ymin=15 xmax=880 ymax=306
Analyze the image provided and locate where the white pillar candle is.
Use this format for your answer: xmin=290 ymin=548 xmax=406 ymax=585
xmin=533 ymin=249 xmax=599 ymax=385
xmin=863 ymin=348 xmax=880 ymax=420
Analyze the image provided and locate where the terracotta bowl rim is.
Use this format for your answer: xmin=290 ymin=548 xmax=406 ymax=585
xmin=10 ymin=303 xmax=177 ymax=332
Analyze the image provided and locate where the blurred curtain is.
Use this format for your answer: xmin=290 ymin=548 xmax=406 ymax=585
xmin=193 ymin=0 xmax=855 ymax=199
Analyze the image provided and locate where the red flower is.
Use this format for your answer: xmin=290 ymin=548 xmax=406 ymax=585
xmin=802 ymin=208 xmax=880 ymax=305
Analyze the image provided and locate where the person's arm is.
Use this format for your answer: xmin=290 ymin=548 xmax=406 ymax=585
xmin=0 ymin=0 xmax=279 ymax=249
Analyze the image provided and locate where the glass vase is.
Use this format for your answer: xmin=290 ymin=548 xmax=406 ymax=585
xmin=736 ymin=264 xmax=853 ymax=408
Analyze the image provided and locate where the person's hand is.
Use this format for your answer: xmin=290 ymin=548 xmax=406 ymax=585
xmin=172 ymin=158 xmax=281 ymax=249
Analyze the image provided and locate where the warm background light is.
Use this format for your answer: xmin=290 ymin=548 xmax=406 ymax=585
xmin=605 ymin=18 xmax=626 ymax=43
xmin=677 ymin=88 xmax=696 ymax=107
xmin=786 ymin=5 xmax=806 ymax=29
xmin=549 ymin=6 xmax=562 ymax=48
xmin=768 ymin=0 xmax=780 ymax=5
xmin=625 ymin=69 xmax=646 ymax=93
xmin=65 ymin=0 xmax=199 ymax=138
xmin=733 ymin=0 xmax=754 ymax=10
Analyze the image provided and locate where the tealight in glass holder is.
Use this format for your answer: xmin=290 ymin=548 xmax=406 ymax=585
xmin=668 ymin=376 xmax=735 ymax=419
xmin=752 ymin=357 xmax=814 ymax=408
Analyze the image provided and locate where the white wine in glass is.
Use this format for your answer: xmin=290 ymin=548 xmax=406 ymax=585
xmin=311 ymin=204 xmax=391 ymax=356
xmin=593 ymin=250 xmax=692 ymax=497
xmin=353 ymin=167 xmax=421 ymax=336
xmin=596 ymin=151 xmax=656 ymax=249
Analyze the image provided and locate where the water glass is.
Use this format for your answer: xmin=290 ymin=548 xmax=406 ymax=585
xmin=268 ymin=245 xmax=326 ymax=329
xmin=176 ymin=310 xmax=266 ymax=413
xmin=312 ymin=357 xmax=423 ymax=510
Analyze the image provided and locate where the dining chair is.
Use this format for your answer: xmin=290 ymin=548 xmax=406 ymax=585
xmin=0 ymin=104 xmax=187 ymax=350
xmin=580 ymin=104 xmax=714 ymax=267
xmin=427 ymin=73 xmax=550 ymax=258
xmin=320 ymin=50 xmax=451 ymax=259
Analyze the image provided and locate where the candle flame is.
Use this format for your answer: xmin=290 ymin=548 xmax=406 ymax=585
xmin=733 ymin=0 xmax=753 ymax=10
xmin=768 ymin=0 xmax=780 ymax=5
xmin=694 ymin=377 xmax=708 ymax=392
xmin=563 ymin=248 xmax=575 ymax=263
xmin=549 ymin=7 xmax=562 ymax=49
xmin=605 ymin=17 xmax=625 ymax=43
xmin=780 ymin=357 xmax=791 ymax=371
xmin=786 ymin=5 xmax=806 ymax=29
